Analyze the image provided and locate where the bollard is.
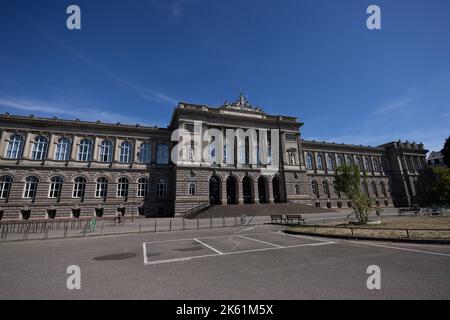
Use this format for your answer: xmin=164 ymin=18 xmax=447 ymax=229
xmin=210 ymin=216 xmax=212 ymax=228
xmin=406 ymin=229 xmax=409 ymax=238
xmin=139 ymin=222 xmax=141 ymax=233
xmin=169 ymin=219 xmax=172 ymax=231
xmin=64 ymin=225 xmax=68 ymax=238
xmin=3 ymin=226 xmax=8 ymax=241
xmin=44 ymin=226 xmax=48 ymax=240
xmin=223 ymin=216 xmax=225 ymax=228
xmin=101 ymin=222 xmax=104 ymax=236
xmin=197 ymin=218 xmax=199 ymax=230
xmin=182 ymin=218 xmax=185 ymax=231
xmin=235 ymin=216 xmax=237 ymax=226
xmin=351 ymin=228 xmax=354 ymax=236
xmin=154 ymin=220 xmax=157 ymax=232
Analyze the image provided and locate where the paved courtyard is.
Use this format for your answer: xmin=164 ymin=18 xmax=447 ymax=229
xmin=0 ymin=221 xmax=449 ymax=299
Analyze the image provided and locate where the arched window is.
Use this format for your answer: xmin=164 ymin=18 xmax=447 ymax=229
xmin=117 ymin=177 xmax=129 ymax=197
xmin=49 ymin=176 xmax=63 ymax=199
xmin=23 ymin=176 xmax=39 ymax=199
xmin=78 ymin=139 xmax=93 ymax=161
xmin=362 ymin=182 xmax=369 ymax=197
xmin=189 ymin=183 xmax=196 ymax=195
xmin=380 ymin=182 xmax=387 ymax=197
xmin=364 ymin=157 xmax=372 ymax=172
xmin=6 ymin=134 xmax=24 ymax=159
xmin=371 ymin=181 xmax=378 ymax=197
xmin=137 ymin=177 xmax=149 ymax=197
xmin=327 ymin=155 xmax=334 ymax=171
xmin=55 ymin=138 xmax=71 ymax=161
xmin=311 ymin=181 xmax=319 ymax=198
xmin=73 ymin=177 xmax=87 ymax=198
xmin=357 ymin=156 xmax=364 ymax=171
xmin=31 ymin=136 xmax=48 ymax=160
xmin=333 ymin=180 xmax=341 ymax=198
xmin=95 ymin=177 xmax=108 ymax=198
xmin=0 ymin=175 xmax=13 ymax=199
xmin=306 ymin=153 xmax=314 ymax=170
xmin=99 ymin=140 xmax=113 ymax=162
xmin=323 ymin=181 xmax=330 ymax=198
xmin=157 ymin=179 xmax=167 ymax=197
xmin=295 ymin=184 xmax=300 ymax=195
xmin=347 ymin=156 xmax=354 ymax=166
xmin=139 ymin=143 xmax=152 ymax=164
xmin=156 ymin=144 xmax=169 ymax=164
xmin=317 ymin=154 xmax=324 ymax=170
xmin=373 ymin=158 xmax=380 ymax=172
xmin=208 ymin=143 xmax=216 ymax=163
xmin=119 ymin=141 xmax=132 ymax=163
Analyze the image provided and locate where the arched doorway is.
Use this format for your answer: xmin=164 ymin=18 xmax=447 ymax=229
xmin=273 ymin=176 xmax=281 ymax=203
xmin=258 ymin=176 xmax=269 ymax=204
xmin=209 ymin=175 xmax=221 ymax=205
xmin=242 ymin=176 xmax=254 ymax=204
xmin=226 ymin=175 xmax=238 ymax=204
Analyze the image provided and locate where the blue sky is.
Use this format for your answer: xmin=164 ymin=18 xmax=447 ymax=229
xmin=0 ymin=0 xmax=449 ymax=153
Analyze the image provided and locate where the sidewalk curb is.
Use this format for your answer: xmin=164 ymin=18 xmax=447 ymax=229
xmin=284 ymin=229 xmax=450 ymax=245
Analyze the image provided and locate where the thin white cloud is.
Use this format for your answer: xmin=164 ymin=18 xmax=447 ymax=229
xmin=373 ymin=88 xmax=416 ymax=115
xmin=0 ymin=97 xmax=144 ymax=125
xmin=148 ymin=0 xmax=187 ymax=18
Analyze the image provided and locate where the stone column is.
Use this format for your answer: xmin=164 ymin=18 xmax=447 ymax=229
xmin=70 ymin=136 xmax=79 ymax=160
xmin=47 ymin=133 xmax=57 ymax=160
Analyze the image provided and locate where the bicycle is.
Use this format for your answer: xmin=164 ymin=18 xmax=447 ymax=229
xmin=110 ymin=217 xmax=126 ymax=226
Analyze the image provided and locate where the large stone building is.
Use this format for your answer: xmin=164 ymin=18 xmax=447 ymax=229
xmin=0 ymin=94 xmax=428 ymax=220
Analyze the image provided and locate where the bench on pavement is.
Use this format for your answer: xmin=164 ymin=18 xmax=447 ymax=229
xmin=285 ymin=214 xmax=305 ymax=225
xmin=270 ymin=215 xmax=286 ymax=224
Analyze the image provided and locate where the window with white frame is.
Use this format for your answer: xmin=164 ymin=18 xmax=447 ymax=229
xmin=99 ymin=140 xmax=113 ymax=162
xmin=119 ymin=141 xmax=132 ymax=163
xmin=5 ymin=134 xmax=24 ymax=159
xmin=306 ymin=153 xmax=314 ymax=170
xmin=327 ymin=155 xmax=334 ymax=171
xmin=357 ymin=156 xmax=364 ymax=171
xmin=95 ymin=177 xmax=108 ymax=198
xmin=316 ymin=154 xmax=324 ymax=170
xmin=323 ymin=181 xmax=330 ymax=198
xmin=23 ymin=176 xmax=39 ymax=199
xmin=73 ymin=177 xmax=87 ymax=198
xmin=380 ymin=182 xmax=387 ymax=197
xmin=49 ymin=176 xmax=63 ymax=198
xmin=156 ymin=144 xmax=169 ymax=164
xmin=117 ymin=177 xmax=129 ymax=197
xmin=31 ymin=136 xmax=48 ymax=160
xmin=373 ymin=158 xmax=380 ymax=172
xmin=364 ymin=157 xmax=372 ymax=171
xmin=336 ymin=155 xmax=344 ymax=168
xmin=139 ymin=142 xmax=152 ymax=164
xmin=137 ymin=177 xmax=149 ymax=197
xmin=157 ymin=179 xmax=167 ymax=197
xmin=0 ymin=175 xmax=13 ymax=199
xmin=54 ymin=138 xmax=71 ymax=161
xmin=78 ymin=139 xmax=93 ymax=161
xmin=188 ymin=183 xmax=196 ymax=195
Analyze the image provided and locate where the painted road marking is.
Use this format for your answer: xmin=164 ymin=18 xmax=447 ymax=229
xmin=352 ymin=241 xmax=450 ymax=257
xmin=238 ymin=235 xmax=283 ymax=248
xmin=143 ymin=233 xmax=335 ymax=265
xmin=195 ymin=238 xmax=224 ymax=255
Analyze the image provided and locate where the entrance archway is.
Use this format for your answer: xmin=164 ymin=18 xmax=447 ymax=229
xmin=273 ymin=176 xmax=281 ymax=203
xmin=258 ymin=176 xmax=269 ymax=204
xmin=209 ymin=175 xmax=221 ymax=205
xmin=243 ymin=176 xmax=254 ymax=204
xmin=226 ymin=175 xmax=238 ymax=204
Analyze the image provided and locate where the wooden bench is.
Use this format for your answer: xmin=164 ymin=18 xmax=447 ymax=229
xmin=270 ymin=215 xmax=285 ymax=224
xmin=285 ymin=214 xmax=305 ymax=225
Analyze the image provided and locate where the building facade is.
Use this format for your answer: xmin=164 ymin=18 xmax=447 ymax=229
xmin=0 ymin=94 xmax=428 ymax=220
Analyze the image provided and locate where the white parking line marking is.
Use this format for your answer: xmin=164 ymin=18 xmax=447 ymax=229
xmin=238 ymin=235 xmax=283 ymax=248
xmin=194 ymin=238 xmax=224 ymax=255
xmin=143 ymin=241 xmax=336 ymax=265
xmin=351 ymin=241 xmax=450 ymax=257
xmin=142 ymin=242 xmax=148 ymax=264
xmin=144 ymin=232 xmax=278 ymax=244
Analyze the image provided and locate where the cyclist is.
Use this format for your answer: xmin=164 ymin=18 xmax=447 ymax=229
xmin=115 ymin=212 xmax=122 ymax=224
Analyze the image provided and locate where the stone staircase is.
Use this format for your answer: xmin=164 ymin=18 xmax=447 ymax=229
xmin=189 ymin=202 xmax=335 ymax=219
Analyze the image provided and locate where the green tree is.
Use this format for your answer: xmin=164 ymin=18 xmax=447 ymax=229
xmin=418 ymin=166 xmax=450 ymax=205
xmin=334 ymin=165 xmax=373 ymax=224
xmin=441 ymin=136 xmax=450 ymax=167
